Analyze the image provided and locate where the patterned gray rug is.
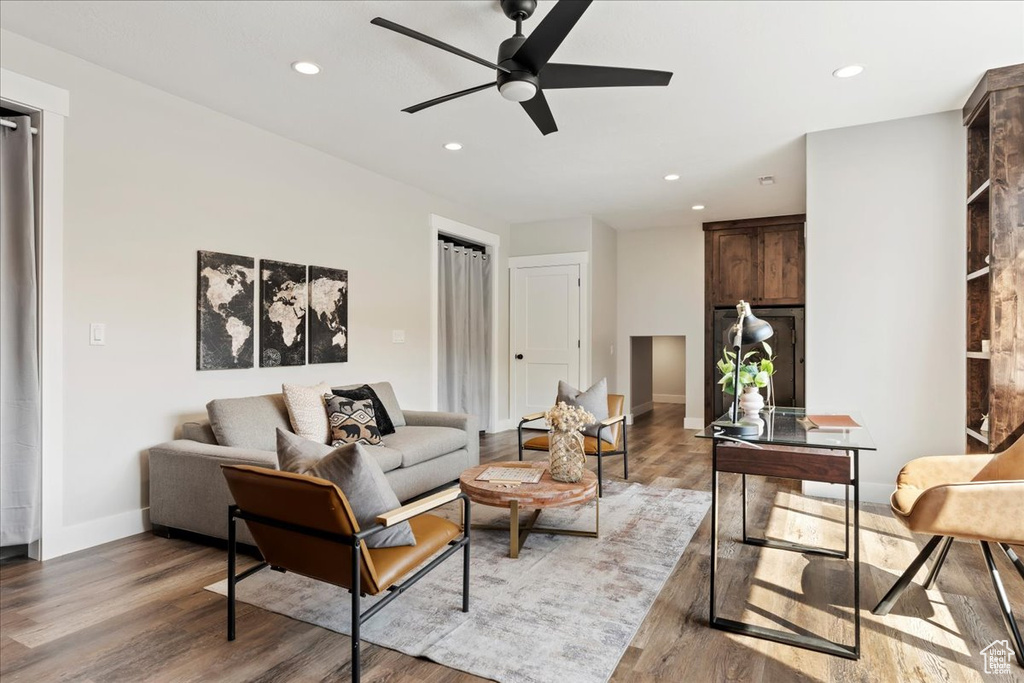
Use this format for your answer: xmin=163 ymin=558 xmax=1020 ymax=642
xmin=206 ymin=480 xmax=710 ymax=683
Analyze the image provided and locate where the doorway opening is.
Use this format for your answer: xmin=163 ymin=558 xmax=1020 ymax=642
xmin=629 ymin=335 xmax=686 ymax=420
xmin=430 ymin=214 xmax=500 ymax=433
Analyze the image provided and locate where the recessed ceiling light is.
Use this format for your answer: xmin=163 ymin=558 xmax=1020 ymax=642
xmin=291 ymin=61 xmax=321 ymax=75
xmin=692 ymin=204 xmax=705 ymax=211
xmin=443 ymin=142 xmax=463 ymax=151
xmin=664 ymin=174 xmax=680 ymax=181
xmin=832 ymin=64 xmax=864 ymax=79
xmin=758 ymin=175 xmax=775 ymax=186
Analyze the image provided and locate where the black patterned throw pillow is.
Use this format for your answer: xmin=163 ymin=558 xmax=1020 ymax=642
xmin=324 ymin=395 xmax=382 ymax=447
xmin=332 ymin=385 xmax=396 ymax=436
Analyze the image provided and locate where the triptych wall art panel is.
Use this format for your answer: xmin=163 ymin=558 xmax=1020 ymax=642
xmin=196 ymin=250 xmax=255 ymax=370
xmin=260 ymin=260 xmax=307 ymax=367
xmin=308 ymin=265 xmax=349 ymax=365
xmin=195 ymin=250 xmax=348 ymax=370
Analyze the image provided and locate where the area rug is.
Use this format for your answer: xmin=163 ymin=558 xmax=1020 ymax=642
xmin=206 ymin=481 xmax=710 ymax=683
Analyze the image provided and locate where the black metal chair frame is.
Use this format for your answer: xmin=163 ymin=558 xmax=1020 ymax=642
xmin=873 ymin=535 xmax=1024 ymax=668
xmin=226 ymin=493 xmax=471 ymax=683
xmin=517 ymin=415 xmax=628 ymax=497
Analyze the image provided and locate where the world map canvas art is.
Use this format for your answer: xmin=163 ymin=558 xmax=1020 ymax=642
xmin=308 ymin=265 xmax=348 ymax=364
xmin=260 ymin=259 xmax=307 ymax=367
xmin=196 ymin=250 xmax=255 ymax=370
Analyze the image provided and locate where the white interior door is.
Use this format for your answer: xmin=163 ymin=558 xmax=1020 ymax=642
xmin=512 ymin=264 xmax=581 ymax=418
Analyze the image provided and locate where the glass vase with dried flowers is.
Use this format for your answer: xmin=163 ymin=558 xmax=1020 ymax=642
xmin=544 ymin=401 xmax=595 ymax=483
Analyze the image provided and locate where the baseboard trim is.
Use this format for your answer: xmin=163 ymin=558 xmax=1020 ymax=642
xmin=802 ymin=481 xmax=891 ymax=505
xmin=49 ymin=507 xmax=151 ymax=558
xmin=653 ymin=394 xmax=686 ymax=404
xmin=683 ymin=417 xmax=705 ymax=430
xmin=632 ymin=402 xmax=654 ymax=417
xmin=491 ymin=418 xmax=519 ymax=433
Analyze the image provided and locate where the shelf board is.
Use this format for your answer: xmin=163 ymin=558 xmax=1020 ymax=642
xmin=967 ymin=266 xmax=990 ymax=281
xmin=967 ymin=351 xmax=991 ymax=359
xmin=966 ymin=427 xmax=989 ymax=445
xmin=967 ymin=179 xmax=990 ymax=206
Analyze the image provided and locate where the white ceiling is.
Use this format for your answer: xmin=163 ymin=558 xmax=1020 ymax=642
xmin=2 ymin=1 xmax=1022 ymax=230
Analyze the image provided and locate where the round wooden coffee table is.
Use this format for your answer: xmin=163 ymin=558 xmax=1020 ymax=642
xmin=459 ymin=461 xmax=598 ymax=559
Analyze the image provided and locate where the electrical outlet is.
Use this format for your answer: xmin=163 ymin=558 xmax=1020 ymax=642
xmin=392 ymin=329 xmax=406 ymax=344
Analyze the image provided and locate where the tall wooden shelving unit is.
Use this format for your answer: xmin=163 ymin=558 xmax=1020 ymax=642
xmin=963 ymin=64 xmax=1024 ymax=454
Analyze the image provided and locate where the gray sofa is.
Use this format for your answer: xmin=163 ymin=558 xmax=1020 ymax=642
xmin=149 ymin=382 xmax=478 ymax=544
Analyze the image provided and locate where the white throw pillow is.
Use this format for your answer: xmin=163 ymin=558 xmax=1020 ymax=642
xmin=282 ymin=381 xmax=332 ymax=444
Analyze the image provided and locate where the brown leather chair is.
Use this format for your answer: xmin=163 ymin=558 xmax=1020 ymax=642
xmin=872 ymin=436 xmax=1024 ymax=667
xmin=221 ymin=464 xmax=470 ymax=683
xmin=517 ymin=393 xmax=628 ymax=497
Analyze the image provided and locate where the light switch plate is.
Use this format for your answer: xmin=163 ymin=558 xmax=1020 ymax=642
xmin=90 ymin=323 xmax=106 ymax=346
xmin=392 ymin=329 xmax=406 ymax=344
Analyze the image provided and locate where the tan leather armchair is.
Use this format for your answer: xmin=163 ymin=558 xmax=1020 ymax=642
xmin=517 ymin=393 xmax=628 ymax=497
xmin=873 ymin=436 xmax=1024 ymax=667
xmin=221 ymin=464 xmax=470 ymax=683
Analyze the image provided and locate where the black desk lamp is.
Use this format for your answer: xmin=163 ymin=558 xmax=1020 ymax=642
xmin=714 ymin=300 xmax=774 ymax=436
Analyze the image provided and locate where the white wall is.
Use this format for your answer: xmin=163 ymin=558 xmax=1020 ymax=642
xmin=509 ymin=217 xmax=592 ymax=257
xmin=590 ymin=218 xmax=618 ymax=390
xmin=806 ymin=110 xmax=965 ymax=502
xmin=0 ymin=30 xmax=510 ymax=554
xmin=652 ymin=336 xmax=687 ymax=402
xmin=509 ymin=215 xmax=618 ymax=393
xmin=629 ymin=336 xmax=653 ymax=415
xmin=617 ymin=226 xmax=705 ymax=428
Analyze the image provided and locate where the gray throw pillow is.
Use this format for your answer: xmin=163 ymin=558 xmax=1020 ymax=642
xmin=275 ymin=429 xmax=415 ymax=548
xmin=557 ymin=378 xmax=613 ymax=444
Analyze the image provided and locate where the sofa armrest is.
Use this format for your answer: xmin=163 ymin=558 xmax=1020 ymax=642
xmin=149 ymin=440 xmax=277 ymax=544
xmin=401 ymin=410 xmax=479 ymax=467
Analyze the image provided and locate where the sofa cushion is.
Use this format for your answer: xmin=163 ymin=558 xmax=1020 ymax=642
xmin=332 ymin=384 xmax=396 ymax=436
xmin=207 ymin=394 xmax=291 ymax=451
xmin=278 ymin=428 xmax=401 ymax=474
xmin=382 ymin=426 xmax=468 ymax=468
xmin=275 ymin=430 xmax=415 ymax=548
xmin=325 ymin=395 xmax=382 ymax=446
xmin=334 ymin=382 xmax=405 ymax=428
xmin=558 ymin=378 xmax=613 ymax=444
xmin=282 ymin=382 xmax=332 ymax=444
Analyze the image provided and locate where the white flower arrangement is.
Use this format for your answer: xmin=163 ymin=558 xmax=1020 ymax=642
xmin=545 ymin=401 xmax=595 ymax=433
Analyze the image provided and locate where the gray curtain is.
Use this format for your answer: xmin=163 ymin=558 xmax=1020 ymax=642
xmin=0 ymin=116 xmax=41 ymax=546
xmin=438 ymin=241 xmax=492 ymax=429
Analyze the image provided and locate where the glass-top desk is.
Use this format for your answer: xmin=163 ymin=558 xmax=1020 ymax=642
xmin=696 ymin=408 xmax=877 ymax=660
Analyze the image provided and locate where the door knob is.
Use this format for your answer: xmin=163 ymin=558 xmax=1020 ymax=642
xmin=515 ymin=354 xmax=524 ymax=360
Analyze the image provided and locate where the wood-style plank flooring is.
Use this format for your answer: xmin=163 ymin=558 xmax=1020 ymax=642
xmin=2 ymin=404 xmax=1021 ymax=682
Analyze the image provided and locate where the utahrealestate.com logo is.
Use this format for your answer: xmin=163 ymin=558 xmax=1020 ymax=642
xmin=980 ymin=639 xmax=1015 ymax=675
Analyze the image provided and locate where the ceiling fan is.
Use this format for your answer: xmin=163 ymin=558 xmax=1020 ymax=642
xmin=371 ymin=0 xmax=672 ymax=135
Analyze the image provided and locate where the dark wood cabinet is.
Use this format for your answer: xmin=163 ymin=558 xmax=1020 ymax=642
xmin=710 ymin=229 xmax=759 ymax=306
xmin=703 ymin=214 xmax=806 ymax=423
xmin=759 ymin=224 xmax=805 ymax=305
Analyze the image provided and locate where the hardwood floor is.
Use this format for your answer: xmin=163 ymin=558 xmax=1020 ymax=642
xmin=2 ymin=403 xmax=1021 ymax=682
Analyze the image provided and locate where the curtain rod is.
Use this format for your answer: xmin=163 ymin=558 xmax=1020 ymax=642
xmin=0 ymin=118 xmax=38 ymax=134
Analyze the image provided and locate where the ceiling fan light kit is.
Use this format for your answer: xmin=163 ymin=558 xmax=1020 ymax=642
xmin=371 ymin=0 xmax=672 ymax=135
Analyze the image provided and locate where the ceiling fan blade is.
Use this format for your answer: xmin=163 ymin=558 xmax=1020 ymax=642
xmin=513 ymin=0 xmax=593 ymax=74
xmin=541 ymin=63 xmax=673 ymax=89
xmin=520 ymin=90 xmax=558 ymax=136
xmin=402 ymin=82 xmax=497 ymax=114
xmin=371 ymin=17 xmax=510 ymax=74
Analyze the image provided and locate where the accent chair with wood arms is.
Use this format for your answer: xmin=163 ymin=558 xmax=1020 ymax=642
xmin=220 ymin=464 xmax=471 ymax=683
xmin=872 ymin=435 xmax=1024 ymax=668
xmin=517 ymin=393 xmax=628 ymax=497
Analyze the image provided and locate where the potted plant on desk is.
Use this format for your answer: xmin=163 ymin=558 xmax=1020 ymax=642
xmin=717 ymin=341 xmax=777 ymax=422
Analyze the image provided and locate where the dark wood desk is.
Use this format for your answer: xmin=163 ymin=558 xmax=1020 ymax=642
xmin=696 ymin=408 xmax=877 ymax=660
